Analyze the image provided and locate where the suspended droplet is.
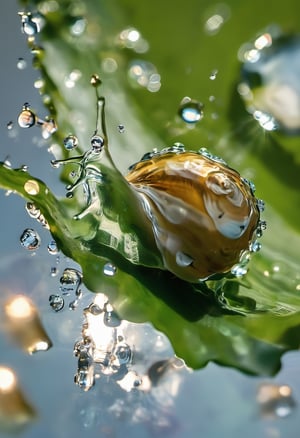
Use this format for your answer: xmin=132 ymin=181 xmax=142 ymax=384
xmin=90 ymin=135 xmax=104 ymax=153
xmin=20 ymin=228 xmax=41 ymax=251
xmin=63 ymin=134 xmax=78 ymax=150
xmin=17 ymin=57 xmax=27 ymax=70
xmin=178 ymin=97 xmax=204 ymax=123
xmin=103 ymin=262 xmax=117 ymax=277
xmin=6 ymin=121 xmax=14 ymax=130
xmin=60 ymin=268 xmax=82 ymax=286
xmin=118 ymin=124 xmax=125 ymax=133
xmin=70 ymin=17 xmax=86 ymax=36
xmin=24 ymin=179 xmax=39 ymax=195
xmin=18 ymin=104 xmax=36 ymax=128
xmin=49 ymin=294 xmax=64 ymax=312
xmin=47 ymin=240 xmax=58 ymax=255
xmin=19 ymin=12 xmax=44 ymax=36
xmin=257 ymin=383 xmax=296 ymax=418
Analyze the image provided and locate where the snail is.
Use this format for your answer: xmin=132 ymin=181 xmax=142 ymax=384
xmin=50 ymin=76 xmax=264 ymax=283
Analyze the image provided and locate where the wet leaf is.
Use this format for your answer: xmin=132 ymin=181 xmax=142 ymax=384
xmin=4 ymin=0 xmax=300 ymax=375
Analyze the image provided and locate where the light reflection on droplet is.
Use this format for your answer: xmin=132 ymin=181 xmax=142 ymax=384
xmin=203 ymin=4 xmax=231 ymax=35
xmin=103 ymin=262 xmax=117 ymax=276
xmin=18 ymin=104 xmax=36 ymax=128
xmin=209 ymin=69 xmax=218 ymax=80
xmin=24 ymin=180 xmax=39 ymax=196
xmin=17 ymin=57 xmax=27 ymax=70
xmin=178 ymin=97 xmax=204 ymax=123
xmin=47 ymin=240 xmax=58 ymax=255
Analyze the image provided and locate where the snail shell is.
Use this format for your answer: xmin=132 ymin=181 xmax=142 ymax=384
xmin=126 ymin=147 xmax=260 ymax=282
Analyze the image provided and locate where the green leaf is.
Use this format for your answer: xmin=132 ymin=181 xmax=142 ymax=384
xmin=7 ymin=0 xmax=300 ymax=375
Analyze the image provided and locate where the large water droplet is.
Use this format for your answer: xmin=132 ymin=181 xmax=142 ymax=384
xmin=178 ymin=97 xmax=204 ymax=123
xmin=19 ymin=12 xmax=44 ymax=36
xmin=20 ymin=228 xmax=41 ymax=250
xmin=49 ymin=294 xmax=64 ymax=312
xmin=63 ymin=134 xmax=78 ymax=150
xmin=18 ymin=104 xmax=36 ymax=128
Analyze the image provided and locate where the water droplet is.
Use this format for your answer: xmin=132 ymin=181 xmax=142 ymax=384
xmin=113 ymin=344 xmax=132 ymax=366
xmin=176 ymin=251 xmax=194 ymax=267
xmin=63 ymin=134 xmax=78 ymax=150
xmin=24 ymin=179 xmax=40 ymax=195
xmin=178 ymin=97 xmax=204 ymax=123
xmin=118 ymin=124 xmax=125 ymax=133
xmin=50 ymin=267 xmax=58 ymax=277
xmin=49 ymin=294 xmax=64 ymax=312
xmin=60 ymin=268 xmax=82 ymax=286
xmin=104 ymin=310 xmax=121 ymax=327
xmin=69 ymin=299 xmax=79 ymax=310
xmin=203 ymin=4 xmax=231 ymax=35
xmin=70 ymin=17 xmax=86 ymax=36
xmin=20 ymin=228 xmax=41 ymax=250
xmin=17 ymin=57 xmax=27 ymax=70
xmin=88 ymin=303 xmax=102 ymax=315
xmin=253 ymin=110 xmax=277 ymax=131
xmin=209 ymin=69 xmax=218 ymax=80
xmin=257 ymin=383 xmax=296 ymax=418
xmin=90 ymin=74 xmax=101 ymax=87
xmin=90 ymin=135 xmax=104 ymax=153
xmin=19 ymin=12 xmax=45 ymax=36
xmin=18 ymin=104 xmax=36 ymax=128
xmin=6 ymin=121 xmax=13 ymax=130
xmin=47 ymin=240 xmax=58 ymax=255
xmin=231 ymin=263 xmax=248 ymax=277
xmin=250 ymin=240 xmax=262 ymax=253
xmin=103 ymin=262 xmax=117 ymax=276
xmin=257 ymin=199 xmax=265 ymax=212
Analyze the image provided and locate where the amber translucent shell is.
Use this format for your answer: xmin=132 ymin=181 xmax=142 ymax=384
xmin=126 ymin=151 xmax=260 ymax=282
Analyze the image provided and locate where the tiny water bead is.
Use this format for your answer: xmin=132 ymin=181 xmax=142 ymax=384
xmin=239 ymin=32 xmax=300 ymax=133
xmin=17 ymin=57 xmax=27 ymax=70
xmin=63 ymin=134 xmax=78 ymax=150
xmin=18 ymin=104 xmax=36 ymax=128
xmin=118 ymin=124 xmax=125 ymax=133
xmin=178 ymin=97 xmax=204 ymax=124
xmin=20 ymin=228 xmax=41 ymax=251
xmin=209 ymin=69 xmax=218 ymax=80
xmin=49 ymin=294 xmax=64 ymax=312
xmin=47 ymin=240 xmax=58 ymax=255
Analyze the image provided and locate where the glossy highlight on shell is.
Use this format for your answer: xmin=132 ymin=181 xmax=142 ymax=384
xmin=126 ymin=146 xmax=261 ymax=282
